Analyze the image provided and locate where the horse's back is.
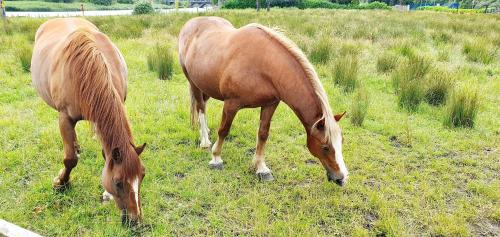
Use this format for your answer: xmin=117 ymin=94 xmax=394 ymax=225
xmin=31 ymin=18 xmax=127 ymax=113
xmin=179 ymin=18 xmax=285 ymax=105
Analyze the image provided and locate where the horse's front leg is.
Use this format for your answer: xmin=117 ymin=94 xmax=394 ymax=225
xmin=209 ymin=100 xmax=239 ymax=169
xmin=253 ymin=103 xmax=278 ymax=182
xmin=53 ymin=113 xmax=79 ymax=189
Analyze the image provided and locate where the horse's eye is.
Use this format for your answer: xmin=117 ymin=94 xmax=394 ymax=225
xmin=322 ymin=146 xmax=329 ymax=152
xmin=115 ymin=181 xmax=124 ymax=190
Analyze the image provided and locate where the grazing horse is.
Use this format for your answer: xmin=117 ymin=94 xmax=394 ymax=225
xmin=179 ymin=17 xmax=348 ymax=185
xmin=31 ymin=18 xmax=146 ymax=224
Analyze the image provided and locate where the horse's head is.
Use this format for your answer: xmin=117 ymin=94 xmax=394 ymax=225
xmin=102 ymin=143 xmax=146 ymax=225
xmin=307 ymin=112 xmax=348 ymax=186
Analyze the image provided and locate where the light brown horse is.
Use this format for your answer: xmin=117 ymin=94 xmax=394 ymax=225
xmin=31 ymin=18 xmax=146 ymax=224
xmin=179 ymin=17 xmax=348 ymax=185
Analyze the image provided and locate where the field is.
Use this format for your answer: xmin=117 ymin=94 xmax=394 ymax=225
xmin=5 ymin=1 xmax=168 ymax=12
xmin=0 ymin=9 xmax=499 ymax=236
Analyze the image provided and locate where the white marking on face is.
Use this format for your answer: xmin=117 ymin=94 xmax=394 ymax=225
xmin=102 ymin=190 xmax=114 ymax=201
xmin=332 ymin=133 xmax=348 ymax=180
xmin=132 ymin=177 xmax=140 ymax=216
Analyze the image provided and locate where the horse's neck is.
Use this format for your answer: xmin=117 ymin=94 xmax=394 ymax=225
xmin=94 ymin=101 xmax=132 ymax=152
xmin=278 ymin=73 xmax=323 ymax=132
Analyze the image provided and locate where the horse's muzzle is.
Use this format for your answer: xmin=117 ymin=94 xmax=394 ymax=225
xmin=121 ymin=210 xmax=139 ymax=227
xmin=327 ymin=172 xmax=345 ymax=187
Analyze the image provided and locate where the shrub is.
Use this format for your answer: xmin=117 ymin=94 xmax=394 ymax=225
xmin=444 ymin=85 xmax=479 ymax=128
xmin=90 ymin=0 xmax=113 ymax=6
xmin=350 ymin=87 xmax=369 ymax=126
xmin=463 ymin=39 xmax=495 ymax=64
xmin=357 ymin=1 xmax=390 ymax=9
xmin=297 ymin=0 xmax=340 ymax=9
xmin=133 ymin=2 xmax=154 ymax=15
xmin=333 ymin=53 xmax=358 ymax=93
xmin=17 ymin=45 xmax=32 ymax=73
xmin=224 ymin=0 xmax=298 ymax=9
xmin=424 ymin=69 xmax=453 ymax=106
xmin=118 ymin=0 xmax=134 ymax=3
xmin=376 ymin=52 xmax=399 ymax=73
xmin=309 ymin=36 xmax=332 ymax=64
xmin=392 ymin=54 xmax=432 ymax=111
xmin=147 ymin=44 xmax=174 ymax=80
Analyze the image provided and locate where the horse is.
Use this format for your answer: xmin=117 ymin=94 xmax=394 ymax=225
xmin=31 ymin=18 xmax=146 ymax=224
xmin=178 ymin=17 xmax=348 ymax=186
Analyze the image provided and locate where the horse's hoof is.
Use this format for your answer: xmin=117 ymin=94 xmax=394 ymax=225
xmin=52 ymin=177 xmax=69 ymax=190
xmin=209 ymin=163 xmax=224 ymax=170
xmin=200 ymin=141 xmax=212 ymax=149
xmin=257 ymin=172 xmax=274 ymax=182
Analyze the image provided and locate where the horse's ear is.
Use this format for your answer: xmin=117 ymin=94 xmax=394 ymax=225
xmin=334 ymin=111 xmax=347 ymax=122
xmin=112 ymin=148 xmax=121 ymax=164
xmin=313 ymin=117 xmax=326 ymax=131
xmin=135 ymin=143 xmax=147 ymax=156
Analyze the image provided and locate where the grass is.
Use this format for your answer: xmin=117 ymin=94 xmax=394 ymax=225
xmin=333 ymin=53 xmax=358 ymax=92
xmin=424 ymin=69 xmax=453 ymax=106
xmin=0 ymin=9 xmax=499 ymax=237
xmin=463 ymin=38 xmax=496 ymax=64
xmin=392 ymin=54 xmax=432 ymax=111
xmin=349 ymin=87 xmax=369 ymax=126
xmin=376 ymin=51 xmax=398 ymax=73
xmin=443 ymin=84 xmax=479 ymax=128
xmin=16 ymin=44 xmax=32 ymax=72
xmin=147 ymin=44 xmax=175 ymax=80
xmin=5 ymin=1 xmax=169 ymax=12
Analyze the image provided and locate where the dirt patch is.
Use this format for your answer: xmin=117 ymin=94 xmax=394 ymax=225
xmin=305 ymin=159 xmax=318 ymax=165
xmin=364 ymin=212 xmax=378 ymax=230
xmin=470 ymin=219 xmax=500 ymax=237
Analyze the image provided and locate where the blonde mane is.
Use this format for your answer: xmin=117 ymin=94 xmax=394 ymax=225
xmin=57 ymin=28 xmax=139 ymax=176
xmin=248 ymin=23 xmax=338 ymax=140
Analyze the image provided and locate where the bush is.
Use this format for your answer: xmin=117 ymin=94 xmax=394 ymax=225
xmin=147 ymin=44 xmax=174 ymax=80
xmin=377 ymin=52 xmax=399 ymax=73
xmin=133 ymin=1 xmax=154 ymax=15
xmin=444 ymin=85 xmax=479 ymax=128
xmin=117 ymin=0 xmax=134 ymax=3
xmin=297 ymin=0 xmax=340 ymax=9
xmin=463 ymin=39 xmax=495 ymax=64
xmin=90 ymin=0 xmax=113 ymax=6
xmin=224 ymin=0 xmax=298 ymax=9
xmin=333 ymin=53 xmax=358 ymax=93
xmin=424 ymin=69 xmax=453 ymax=106
xmin=357 ymin=1 xmax=390 ymax=9
xmin=309 ymin=36 xmax=332 ymax=64
xmin=350 ymin=87 xmax=369 ymax=126
xmin=17 ymin=45 xmax=32 ymax=73
xmin=392 ymin=54 xmax=432 ymax=111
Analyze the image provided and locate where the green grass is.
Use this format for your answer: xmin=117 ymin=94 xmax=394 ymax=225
xmin=424 ymin=69 xmax=453 ymax=106
xmin=0 ymin=9 xmax=499 ymax=236
xmin=349 ymin=87 xmax=369 ymax=126
xmin=147 ymin=44 xmax=175 ymax=80
xmin=392 ymin=54 xmax=432 ymax=111
xmin=443 ymin=84 xmax=479 ymax=128
xmin=5 ymin=1 xmax=169 ymax=12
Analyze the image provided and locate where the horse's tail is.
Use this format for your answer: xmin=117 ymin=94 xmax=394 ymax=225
xmin=60 ymin=28 xmax=117 ymax=125
xmin=189 ymin=83 xmax=199 ymax=127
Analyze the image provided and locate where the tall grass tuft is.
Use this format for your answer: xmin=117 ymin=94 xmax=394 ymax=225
xmin=350 ymin=87 xmax=369 ymax=126
xmin=463 ymin=39 xmax=496 ymax=64
xmin=17 ymin=45 xmax=32 ymax=72
xmin=392 ymin=54 xmax=432 ymax=111
xmin=333 ymin=53 xmax=358 ymax=93
xmin=310 ymin=36 xmax=332 ymax=64
xmin=377 ymin=52 xmax=399 ymax=73
xmin=444 ymin=84 xmax=479 ymax=128
xmin=424 ymin=69 xmax=453 ymax=106
xmin=147 ymin=44 xmax=174 ymax=80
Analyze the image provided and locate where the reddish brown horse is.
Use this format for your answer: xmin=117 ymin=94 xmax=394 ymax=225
xmin=31 ymin=18 xmax=146 ymax=224
xmin=179 ymin=17 xmax=348 ymax=185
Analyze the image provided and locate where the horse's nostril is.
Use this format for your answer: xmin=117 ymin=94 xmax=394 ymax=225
xmin=334 ymin=179 xmax=345 ymax=187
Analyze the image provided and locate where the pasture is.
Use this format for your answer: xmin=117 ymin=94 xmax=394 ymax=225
xmin=0 ymin=9 xmax=499 ymax=236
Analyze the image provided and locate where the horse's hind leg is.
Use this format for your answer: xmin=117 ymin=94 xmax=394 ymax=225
xmin=253 ymin=103 xmax=278 ymax=182
xmin=53 ymin=113 xmax=79 ymax=188
xmin=190 ymin=83 xmax=211 ymax=148
xmin=210 ymin=100 xmax=239 ymax=169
